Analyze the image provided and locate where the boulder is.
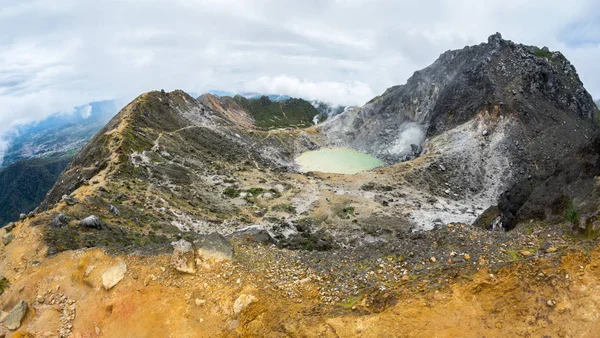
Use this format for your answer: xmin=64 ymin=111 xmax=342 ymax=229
xmin=4 ymin=223 xmax=15 ymax=232
xmin=19 ymin=214 xmax=26 ymax=221
xmin=61 ymin=195 xmax=78 ymax=206
xmin=194 ymin=233 xmax=234 ymax=262
xmin=2 ymin=233 xmax=15 ymax=246
xmin=50 ymin=214 xmax=68 ymax=227
xmin=2 ymin=300 xmax=27 ymax=330
xmin=472 ymin=206 xmax=503 ymax=231
xmin=229 ymin=226 xmax=276 ymax=245
xmin=171 ymin=239 xmax=196 ymax=274
xmin=102 ymin=262 xmax=127 ymax=290
xmin=79 ymin=216 xmax=102 ymax=229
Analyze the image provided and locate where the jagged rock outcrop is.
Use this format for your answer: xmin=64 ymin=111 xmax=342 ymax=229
xmin=322 ymin=33 xmax=599 ymax=229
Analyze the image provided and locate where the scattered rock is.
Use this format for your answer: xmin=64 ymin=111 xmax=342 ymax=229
xmin=61 ymin=195 xmax=78 ymax=206
xmin=36 ymin=295 xmax=45 ymax=304
xmin=463 ymin=254 xmax=471 ymax=261
xmin=430 ymin=257 xmax=437 ymax=263
xmin=195 ymin=299 xmax=206 ymax=306
xmin=482 ymin=129 xmax=489 ymax=136
xmin=79 ymin=215 xmax=102 ymax=229
xmin=109 ymin=204 xmax=121 ymax=216
xmin=102 ymin=262 xmax=127 ymax=290
xmin=233 ymin=294 xmax=257 ymax=314
xmin=2 ymin=232 xmax=15 ymax=246
xmin=520 ymin=250 xmax=532 ymax=257
xmin=84 ymin=265 xmax=96 ymax=277
xmin=547 ymin=299 xmax=556 ymax=307
xmin=2 ymin=300 xmax=27 ymax=330
xmin=98 ymin=186 xmax=108 ymax=192
xmin=19 ymin=214 xmax=27 ymax=221
xmin=194 ymin=233 xmax=234 ymax=262
xmin=545 ymin=247 xmax=558 ymax=253
xmin=171 ymin=239 xmax=196 ymax=274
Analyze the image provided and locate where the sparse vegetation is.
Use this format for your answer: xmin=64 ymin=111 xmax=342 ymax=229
xmin=272 ymin=204 xmax=296 ymax=213
xmin=565 ymin=200 xmax=580 ymax=224
xmin=0 ymin=276 xmax=10 ymax=294
xmin=222 ymin=187 xmax=240 ymax=198
xmin=231 ymin=95 xmax=322 ymax=129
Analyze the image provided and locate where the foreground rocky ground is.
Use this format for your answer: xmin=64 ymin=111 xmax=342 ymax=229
xmin=1 ymin=210 xmax=600 ymax=337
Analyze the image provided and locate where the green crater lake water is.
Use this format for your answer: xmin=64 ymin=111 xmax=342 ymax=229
xmin=295 ymin=147 xmax=384 ymax=174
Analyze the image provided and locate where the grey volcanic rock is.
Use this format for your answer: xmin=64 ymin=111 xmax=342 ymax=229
xmin=229 ymin=225 xmax=276 ymax=245
xmin=3 ymin=300 xmax=27 ymax=330
xmin=2 ymin=232 xmax=14 ymax=246
xmin=194 ymin=233 xmax=234 ymax=262
xmin=79 ymin=216 xmax=102 ymax=229
xmin=321 ymin=33 xmax=598 ymax=229
xmin=323 ymin=32 xmax=597 ymax=164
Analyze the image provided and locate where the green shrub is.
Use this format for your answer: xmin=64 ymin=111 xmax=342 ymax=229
xmin=565 ymin=200 xmax=580 ymax=224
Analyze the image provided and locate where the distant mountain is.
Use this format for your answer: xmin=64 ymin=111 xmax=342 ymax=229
xmin=199 ymin=94 xmax=325 ymax=129
xmin=0 ymin=100 xmax=117 ymax=226
xmin=0 ymin=155 xmax=72 ymax=226
xmin=209 ymin=90 xmax=348 ymax=121
xmin=0 ymin=100 xmax=116 ymax=167
xmin=310 ymin=100 xmax=349 ymax=118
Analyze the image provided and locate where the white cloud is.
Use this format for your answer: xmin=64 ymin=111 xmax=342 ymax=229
xmin=80 ymin=104 xmax=92 ymax=119
xmin=244 ymin=75 xmax=373 ymax=106
xmin=0 ymin=0 xmax=599 ymax=148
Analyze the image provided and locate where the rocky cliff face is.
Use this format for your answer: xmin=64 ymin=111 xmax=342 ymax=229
xmin=323 ymin=33 xmax=596 ymax=159
xmin=322 ymin=33 xmax=599 ymax=230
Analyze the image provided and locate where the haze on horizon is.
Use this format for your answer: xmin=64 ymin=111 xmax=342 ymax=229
xmin=1 ymin=0 xmax=599 ymax=149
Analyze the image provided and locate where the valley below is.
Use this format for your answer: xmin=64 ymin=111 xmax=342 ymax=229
xmin=0 ymin=33 xmax=599 ymax=337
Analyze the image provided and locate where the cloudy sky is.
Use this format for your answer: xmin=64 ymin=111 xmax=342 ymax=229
xmin=1 ymin=0 xmax=599 ymax=142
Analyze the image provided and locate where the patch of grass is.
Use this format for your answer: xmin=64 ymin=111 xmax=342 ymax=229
xmin=334 ymin=203 xmax=355 ymax=219
xmin=565 ymin=200 xmax=580 ymax=224
xmin=505 ymin=250 xmax=520 ymax=262
xmin=247 ymin=187 xmax=265 ymax=196
xmin=272 ymin=204 xmax=296 ymax=213
xmin=222 ymin=187 xmax=240 ymax=198
xmin=338 ymin=294 xmax=363 ymax=309
xmin=534 ymin=48 xmax=553 ymax=59
xmin=0 ymin=277 xmax=10 ymax=294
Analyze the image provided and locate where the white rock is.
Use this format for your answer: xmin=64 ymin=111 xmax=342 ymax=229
xmin=233 ymin=294 xmax=257 ymax=314
xmin=171 ymin=240 xmax=196 ymax=274
xmin=102 ymin=262 xmax=127 ymax=290
xmin=2 ymin=300 xmax=27 ymax=330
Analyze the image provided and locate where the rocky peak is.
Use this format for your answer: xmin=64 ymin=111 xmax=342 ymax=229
xmin=487 ymin=32 xmax=503 ymax=46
